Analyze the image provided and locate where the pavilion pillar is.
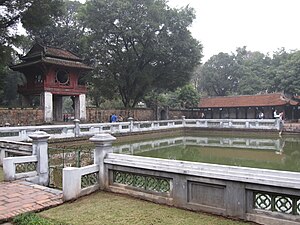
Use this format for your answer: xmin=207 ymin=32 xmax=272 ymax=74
xmin=74 ymin=94 xmax=86 ymax=121
xmin=54 ymin=95 xmax=63 ymax=121
xmin=41 ymin=92 xmax=53 ymax=123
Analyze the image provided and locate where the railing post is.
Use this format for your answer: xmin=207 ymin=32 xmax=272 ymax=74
xmin=73 ymin=119 xmax=80 ymax=137
xmin=0 ymin=149 xmax=5 ymax=166
xmin=28 ymin=131 xmax=51 ymax=186
xmin=90 ymin=133 xmax=116 ymax=190
xmin=128 ymin=117 xmax=134 ymax=132
xmin=182 ymin=116 xmax=186 ymax=127
xmin=63 ymin=167 xmax=81 ymax=201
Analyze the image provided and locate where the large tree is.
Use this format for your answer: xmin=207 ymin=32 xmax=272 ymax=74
xmin=0 ymin=0 xmax=64 ymax=106
xmin=276 ymin=50 xmax=300 ymax=95
xmin=83 ymin=0 xmax=202 ymax=107
xmin=0 ymin=0 xmax=63 ymax=46
xmin=235 ymin=48 xmax=272 ymax=95
xmin=27 ymin=1 xmax=86 ymax=55
xmin=201 ymin=52 xmax=239 ymax=96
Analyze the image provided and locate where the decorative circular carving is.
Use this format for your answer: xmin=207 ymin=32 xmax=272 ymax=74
xmin=255 ymin=193 xmax=271 ymax=210
xmin=56 ymin=70 xmax=69 ymax=84
xmin=275 ymin=196 xmax=293 ymax=214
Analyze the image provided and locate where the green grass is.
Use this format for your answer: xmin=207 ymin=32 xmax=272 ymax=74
xmin=0 ymin=166 xmax=3 ymax=182
xmin=13 ymin=212 xmax=66 ymax=225
xmin=39 ymin=191 xmax=252 ymax=225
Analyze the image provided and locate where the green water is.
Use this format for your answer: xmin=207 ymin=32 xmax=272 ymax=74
xmin=116 ymin=133 xmax=300 ymax=172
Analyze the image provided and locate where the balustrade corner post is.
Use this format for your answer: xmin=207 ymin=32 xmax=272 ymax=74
xmin=29 ymin=131 xmax=51 ymax=186
xmin=128 ymin=117 xmax=134 ymax=132
xmin=90 ymin=133 xmax=116 ymax=190
xmin=73 ymin=119 xmax=80 ymax=137
xmin=63 ymin=167 xmax=81 ymax=201
xmin=275 ymin=119 xmax=280 ymax=131
xmin=182 ymin=116 xmax=186 ymax=127
xmin=3 ymin=157 xmax=15 ymax=181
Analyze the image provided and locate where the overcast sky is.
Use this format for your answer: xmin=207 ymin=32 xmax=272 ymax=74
xmin=168 ymin=0 xmax=300 ymax=62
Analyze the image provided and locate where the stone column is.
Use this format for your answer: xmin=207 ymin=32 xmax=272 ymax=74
xmin=29 ymin=131 xmax=51 ymax=186
xmin=128 ymin=117 xmax=134 ymax=132
xmin=79 ymin=94 xmax=86 ymax=121
xmin=54 ymin=95 xmax=63 ymax=121
xmin=182 ymin=116 xmax=186 ymax=127
xmin=74 ymin=94 xmax=86 ymax=121
xmin=41 ymin=92 xmax=53 ymax=123
xmin=90 ymin=133 xmax=116 ymax=190
xmin=73 ymin=119 xmax=80 ymax=137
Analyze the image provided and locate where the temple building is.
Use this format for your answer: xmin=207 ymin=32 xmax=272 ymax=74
xmin=198 ymin=93 xmax=300 ymax=120
xmin=10 ymin=43 xmax=92 ymax=123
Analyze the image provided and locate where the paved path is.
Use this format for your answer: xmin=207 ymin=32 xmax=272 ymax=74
xmin=0 ymin=180 xmax=63 ymax=223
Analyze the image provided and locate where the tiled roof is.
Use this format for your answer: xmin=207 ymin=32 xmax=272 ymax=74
xmin=44 ymin=46 xmax=81 ymax=61
xmin=10 ymin=57 xmax=92 ymax=70
xmin=21 ymin=43 xmax=81 ymax=61
xmin=199 ymin=93 xmax=299 ymax=108
xmin=11 ymin=43 xmax=92 ymax=71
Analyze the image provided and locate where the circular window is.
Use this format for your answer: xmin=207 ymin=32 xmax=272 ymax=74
xmin=56 ymin=70 xmax=69 ymax=84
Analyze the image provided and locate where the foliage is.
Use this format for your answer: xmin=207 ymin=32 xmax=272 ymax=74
xmin=27 ymin=1 xmax=86 ymax=55
xmin=277 ymin=51 xmax=300 ymax=94
xmin=83 ymin=0 xmax=202 ymax=107
xmin=199 ymin=47 xmax=300 ymax=97
xmin=0 ymin=0 xmax=63 ymax=45
xmin=13 ymin=212 xmax=66 ymax=225
xmin=177 ymin=84 xmax=200 ymax=108
xmin=143 ymin=91 xmax=168 ymax=108
xmin=235 ymin=48 xmax=272 ymax=95
xmin=201 ymin=52 xmax=239 ymax=96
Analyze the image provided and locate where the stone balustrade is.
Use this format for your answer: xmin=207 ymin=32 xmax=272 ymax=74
xmin=0 ymin=118 xmax=280 ymax=142
xmin=61 ymin=133 xmax=300 ymax=225
xmin=3 ymin=130 xmax=300 ymax=224
xmin=3 ymin=131 xmax=50 ymax=186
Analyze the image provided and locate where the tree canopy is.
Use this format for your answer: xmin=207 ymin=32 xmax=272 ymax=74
xmin=83 ymin=0 xmax=202 ymax=107
xmin=198 ymin=47 xmax=300 ymax=97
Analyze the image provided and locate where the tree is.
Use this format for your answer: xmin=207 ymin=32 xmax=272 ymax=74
xmin=27 ymin=1 xmax=86 ymax=55
xmin=177 ymin=84 xmax=199 ymax=108
xmin=83 ymin=0 xmax=202 ymax=107
xmin=276 ymin=51 xmax=300 ymax=95
xmin=201 ymin=53 xmax=239 ymax=96
xmin=235 ymin=48 xmax=272 ymax=95
xmin=0 ymin=0 xmax=64 ymax=107
xmin=0 ymin=0 xmax=63 ymax=46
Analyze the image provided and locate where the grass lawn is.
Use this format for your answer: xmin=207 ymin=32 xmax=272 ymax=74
xmin=39 ymin=191 xmax=252 ymax=225
xmin=0 ymin=166 xmax=3 ymax=182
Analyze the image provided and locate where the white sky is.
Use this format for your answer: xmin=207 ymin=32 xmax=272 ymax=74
xmin=168 ymin=0 xmax=300 ymax=62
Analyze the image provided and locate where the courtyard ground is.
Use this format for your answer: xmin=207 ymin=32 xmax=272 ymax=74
xmin=39 ymin=191 xmax=252 ymax=225
xmin=1 ymin=163 xmax=254 ymax=225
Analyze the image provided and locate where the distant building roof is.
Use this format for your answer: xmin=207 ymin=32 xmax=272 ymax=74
xmin=198 ymin=93 xmax=299 ymax=108
xmin=10 ymin=43 xmax=92 ymax=71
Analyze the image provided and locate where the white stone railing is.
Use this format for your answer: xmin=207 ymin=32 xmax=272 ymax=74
xmin=0 ymin=118 xmax=280 ymax=142
xmin=63 ymin=164 xmax=100 ymax=201
xmin=2 ymin=131 xmax=51 ymax=186
xmin=3 ymin=155 xmax=38 ymax=180
xmin=62 ymin=133 xmax=300 ymax=225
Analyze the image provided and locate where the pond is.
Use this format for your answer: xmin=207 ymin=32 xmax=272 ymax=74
xmin=48 ymin=132 xmax=300 ymax=188
xmin=115 ymin=134 xmax=300 ymax=173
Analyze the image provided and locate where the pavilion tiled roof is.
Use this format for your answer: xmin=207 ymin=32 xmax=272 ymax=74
xmin=198 ymin=93 xmax=299 ymax=108
xmin=11 ymin=43 xmax=92 ymax=71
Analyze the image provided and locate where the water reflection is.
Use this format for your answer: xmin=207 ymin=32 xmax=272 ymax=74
xmin=113 ymin=136 xmax=285 ymax=155
xmin=113 ymin=136 xmax=300 ymax=172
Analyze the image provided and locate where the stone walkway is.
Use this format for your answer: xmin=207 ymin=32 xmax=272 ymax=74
xmin=0 ymin=180 xmax=63 ymax=223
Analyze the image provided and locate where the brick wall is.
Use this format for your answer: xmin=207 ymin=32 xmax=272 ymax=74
xmin=86 ymin=108 xmax=155 ymax=122
xmin=0 ymin=107 xmax=201 ymax=126
xmin=0 ymin=108 xmax=44 ymax=126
